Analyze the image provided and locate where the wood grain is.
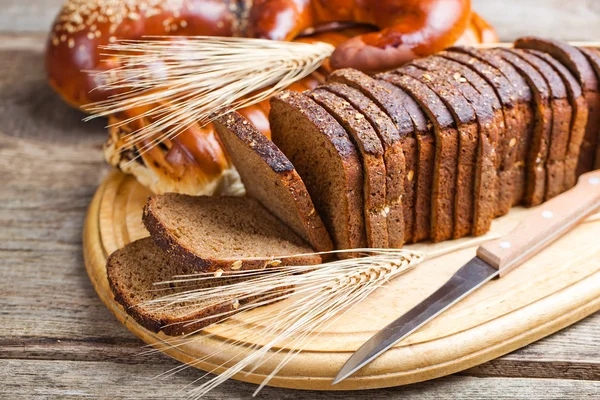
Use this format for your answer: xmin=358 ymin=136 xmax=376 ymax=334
xmin=0 ymin=20 xmax=599 ymax=400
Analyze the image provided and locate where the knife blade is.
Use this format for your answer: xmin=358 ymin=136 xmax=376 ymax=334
xmin=332 ymin=169 xmax=600 ymax=385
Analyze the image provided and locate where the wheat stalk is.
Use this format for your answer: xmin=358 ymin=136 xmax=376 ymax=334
xmin=137 ymin=248 xmax=425 ymax=398
xmin=84 ymin=36 xmax=334 ymax=156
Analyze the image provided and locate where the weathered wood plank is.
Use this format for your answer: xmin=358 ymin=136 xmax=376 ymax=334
xmin=2 ymin=360 xmax=599 ymax=399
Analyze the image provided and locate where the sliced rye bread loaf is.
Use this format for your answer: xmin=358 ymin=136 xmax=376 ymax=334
xmin=411 ymin=56 xmax=502 ymax=236
xmin=143 ymin=194 xmax=322 ymax=272
xmin=321 ymin=82 xmax=407 ymax=247
xmin=398 ymin=63 xmax=489 ymax=239
xmin=514 ymin=37 xmax=600 ymax=175
xmin=498 ymin=48 xmax=571 ymax=201
xmin=326 ymin=69 xmax=417 ymax=244
xmin=448 ymin=47 xmax=534 ymax=206
xmin=492 ymin=48 xmax=553 ymax=207
xmin=107 ymin=237 xmax=292 ymax=336
xmin=269 ymin=90 xmax=366 ymax=252
xmin=308 ymin=89 xmax=389 ymax=248
xmin=377 ymin=72 xmax=458 ymax=242
xmin=519 ymin=49 xmax=576 ymax=198
xmin=578 ymin=47 xmax=600 ymax=170
xmin=213 ymin=112 xmax=333 ymax=254
xmin=529 ymin=50 xmax=588 ymax=190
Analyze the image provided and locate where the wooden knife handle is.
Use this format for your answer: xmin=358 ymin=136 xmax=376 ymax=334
xmin=477 ymin=170 xmax=600 ymax=278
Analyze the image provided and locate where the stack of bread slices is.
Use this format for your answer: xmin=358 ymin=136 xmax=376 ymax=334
xmin=108 ymin=37 xmax=600 ymax=335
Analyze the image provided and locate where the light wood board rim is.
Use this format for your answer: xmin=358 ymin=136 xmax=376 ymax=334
xmin=83 ymin=170 xmax=600 ymax=390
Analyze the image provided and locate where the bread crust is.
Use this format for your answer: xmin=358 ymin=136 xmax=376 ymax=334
xmin=214 ymin=111 xmax=334 ymax=253
xmin=578 ymin=47 xmax=600 ymax=170
xmin=321 ymin=82 xmax=407 ymax=247
xmin=270 ymin=91 xmax=366 ymax=252
xmin=309 ymin=89 xmax=389 ymax=248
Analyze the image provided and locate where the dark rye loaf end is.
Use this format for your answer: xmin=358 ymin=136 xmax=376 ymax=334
xmin=308 ymin=88 xmax=389 ymax=248
xmin=327 ymin=69 xmax=417 ymax=244
xmin=107 ymin=238 xmax=293 ymax=336
xmin=492 ymin=48 xmax=553 ymax=207
xmin=514 ymin=37 xmax=600 ymax=176
xmin=448 ymin=47 xmax=534 ymax=207
xmin=530 ymin=50 xmax=588 ymax=190
xmin=143 ymin=194 xmax=322 ymax=272
xmin=377 ymin=72 xmax=458 ymax=242
xmin=398 ymin=63 xmax=490 ymax=239
xmin=321 ymin=82 xmax=407 ymax=247
xmin=269 ymin=91 xmax=366 ymax=252
xmin=213 ymin=111 xmax=333 ymax=254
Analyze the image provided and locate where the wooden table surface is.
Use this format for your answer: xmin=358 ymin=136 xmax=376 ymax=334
xmin=1 ymin=1 xmax=599 ymax=399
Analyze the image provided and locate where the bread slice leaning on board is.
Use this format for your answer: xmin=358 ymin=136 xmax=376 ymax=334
xmin=107 ymin=37 xmax=600 ymax=336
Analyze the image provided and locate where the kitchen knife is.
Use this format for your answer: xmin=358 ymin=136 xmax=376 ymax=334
xmin=332 ymin=170 xmax=600 ymax=385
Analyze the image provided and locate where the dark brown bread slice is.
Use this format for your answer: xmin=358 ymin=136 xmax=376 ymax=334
xmin=107 ymin=238 xmax=293 ymax=336
xmin=327 ymin=69 xmax=418 ymax=243
xmin=439 ymin=49 xmax=527 ymax=210
xmin=322 ymin=82 xmax=406 ymax=247
xmin=514 ymin=37 xmax=600 ymax=175
xmin=144 ymin=194 xmax=322 ymax=272
xmin=511 ymin=49 xmax=572 ymax=200
xmin=529 ymin=50 xmax=588 ymax=190
xmin=269 ymin=90 xmax=366 ymax=252
xmin=492 ymin=48 xmax=552 ymax=207
xmin=578 ymin=47 xmax=600 ymax=170
xmin=308 ymin=88 xmax=389 ymax=248
xmin=398 ymin=62 xmax=490 ymax=239
xmin=377 ymin=72 xmax=458 ymax=242
xmin=214 ymin=112 xmax=333 ymax=253
xmin=449 ymin=47 xmax=535 ymax=206
xmin=410 ymin=56 xmax=502 ymax=235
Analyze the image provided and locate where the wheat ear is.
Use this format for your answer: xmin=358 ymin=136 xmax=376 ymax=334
xmin=136 ymin=248 xmax=424 ymax=398
xmin=84 ymin=36 xmax=334 ymax=156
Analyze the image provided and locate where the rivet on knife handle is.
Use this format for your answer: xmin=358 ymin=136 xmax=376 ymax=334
xmin=477 ymin=170 xmax=600 ymax=278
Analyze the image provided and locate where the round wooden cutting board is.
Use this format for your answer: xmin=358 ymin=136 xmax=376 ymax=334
xmin=83 ymin=170 xmax=600 ymax=391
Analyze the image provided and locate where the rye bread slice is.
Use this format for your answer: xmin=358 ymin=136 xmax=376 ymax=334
xmin=578 ymin=47 xmax=600 ymax=170
xmin=377 ymin=72 xmax=458 ymax=242
xmin=492 ymin=48 xmax=553 ymax=207
xmin=398 ymin=63 xmax=486 ymax=239
xmin=411 ymin=56 xmax=502 ymax=236
xmin=514 ymin=37 xmax=600 ymax=175
xmin=269 ymin=90 xmax=366 ymax=252
xmin=213 ymin=111 xmax=333 ymax=254
xmin=308 ymin=89 xmax=389 ymax=248
xmin=327 ymin=69 xmax=418 ymax=244
xmin=321 ymin=82 xmax=407 ymax=247
xmin=449 ymin=47 xmax=535 ymax=206
xmin=530 ymin=50 xmax=588 ymax=190
xmin=107 ymin=238 xmax=291 ymax=336
xmin=514 ymin=49 xmax=574 ymax=200
xmin=143 ymin=194 xmax=322 ymax=272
